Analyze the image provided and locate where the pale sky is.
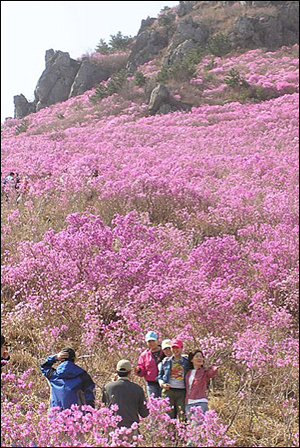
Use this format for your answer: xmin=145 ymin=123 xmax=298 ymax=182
xmin=1 ymin=1 xmax=179 ymax=122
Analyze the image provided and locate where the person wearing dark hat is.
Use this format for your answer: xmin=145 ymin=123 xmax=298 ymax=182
xmin=1 ymin=335 xmax=10 ymax=368
xmin=40 ymin=347 xmax=95 ymax=410
xmin=157 ymin=339 xmax=189 ymax=420
xmin=102 ymin=359 xmax=149 ymax=429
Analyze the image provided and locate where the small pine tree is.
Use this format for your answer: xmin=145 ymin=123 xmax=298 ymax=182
xmin=207 ymin=34 xmax=232 ymax=57
xmin=90 ymin=69 xmax=128 ymax=102
xmin=135 ymin=71 xmax=147 ymax=87
xmin=224 ymin=69 xmax=249 ymax=88
xmin=95 ymin=39 xmax=110 ymax=55
xmin=109 ymin=31 xmax=133 ymax=52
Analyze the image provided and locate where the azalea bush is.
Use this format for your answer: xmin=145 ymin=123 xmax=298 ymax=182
xmin=1 ymin=45 xmax=299 ymax=447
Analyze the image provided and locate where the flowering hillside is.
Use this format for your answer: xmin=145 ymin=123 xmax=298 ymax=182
xmin=1 ymin=46 xmax=299 ymax=447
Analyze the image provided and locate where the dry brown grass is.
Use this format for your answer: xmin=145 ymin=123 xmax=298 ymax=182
xmin=3 ymin=310 xmax=298 ymax=447
xmin=192 ymin=3 xmax=278 ymax=35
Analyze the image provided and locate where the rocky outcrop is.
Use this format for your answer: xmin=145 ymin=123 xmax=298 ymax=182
xmin=148 ymin=84 xmax=192 ymax=115
xmin=230 ymin=1 xmax=299 ymax=49
xmin=13 ymin=94 xmax=36 ymax=119
xmin=177 ymin=2 xmax=197 ymax=18
xmin=164 ymin=17 xmax=209 ymax=65
xmin=69 ymin=58 xmax=111 ymax=97
xmin=34 ymin=50 xmax=80 ymax=111
xmin=12 ymin=1 xmax=299 ymax=119
xmin=171 ymin=17 xmax=209 ymax=51
xmin=127 ymin=28 xmax=169 ymax=74
xmin=14 ymin=49 xmax=118 ymax=117
xmin=279 ymin=1 xmax=299 ymax=45
xmin=138 ymin=17 xmax=157 ymax=35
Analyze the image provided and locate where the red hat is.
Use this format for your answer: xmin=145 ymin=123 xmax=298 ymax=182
xmin=171 ymin=339 xmax=183 ymax=348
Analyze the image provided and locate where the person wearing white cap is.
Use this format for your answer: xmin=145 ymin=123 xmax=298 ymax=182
xmin=161 ymin=339 xmax=172 ymax=358
xmin=135 ymin=331 xmax=164 ymax=399
xmin=102 ymin=359 xmax=149 ymax=429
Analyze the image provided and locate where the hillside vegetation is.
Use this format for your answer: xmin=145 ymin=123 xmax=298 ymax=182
xmin=1 ymin=39 xmax=299 ymax=448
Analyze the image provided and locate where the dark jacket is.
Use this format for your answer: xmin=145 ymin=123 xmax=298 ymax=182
xmin=102 ymin=377 xmax=149 ymax=428
xmin=40 ymin=355 xmax=95 ymax=410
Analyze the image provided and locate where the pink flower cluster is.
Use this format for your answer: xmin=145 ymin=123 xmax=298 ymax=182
xmin=194 ymin=45 xmax=299 ymax=100
xmin=1 ymin=44 xmax=299 ymax=447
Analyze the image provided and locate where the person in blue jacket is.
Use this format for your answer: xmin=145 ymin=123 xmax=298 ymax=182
xmin=157 ymin=339 xmax=189 ymax=420
xmin=40 ymin=347 xmax=95 ymax=410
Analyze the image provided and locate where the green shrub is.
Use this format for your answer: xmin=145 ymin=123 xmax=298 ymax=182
xmin=156 ymin=65 xmax=172 ymax=83
xmin=95 ymin=32 xmax=133 ymax=55
xmin=158 ymin=8 xmax=176 ymax=26
xmin=207 ymin=34 xmax=232 ymax=57
xmin=224 ymin=69 xmax=250 ymax=88
xmin=156 ymin=47 xmax=204 ymax=83
xmin=135 ymin=71 xmax=147 ymax=87
xmin=90 ymin=70 xmax=128 ymax=102
xmin=95 ymin=39 xmax=110 ymax=55
xmin=15 ymin=119 xmax=29 ymax=135
xmin=109 ymin=32 xmax=133 ymax=52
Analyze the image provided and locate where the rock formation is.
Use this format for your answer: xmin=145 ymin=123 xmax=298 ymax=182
xmin=148 ymin=84 xmax=192 ymax=115
xmin=13 ymin=1 xmax=299 ymax=119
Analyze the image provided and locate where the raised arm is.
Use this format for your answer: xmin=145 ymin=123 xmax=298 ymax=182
xmin=40 ymin=355 xmax=57 ymax=380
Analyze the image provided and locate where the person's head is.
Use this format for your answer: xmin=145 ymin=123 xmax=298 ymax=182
xmin=145 ymin=331 xmax=159 ymax=351
xmin=61 ymin=347 xmax=76 ymax=362
xmin=171 ymin=339 xmax=183 ymax=358
xmin=9 ymin=172 xmax=14 ymax=177
xmin=116 ymin=359 xmax=132 ymax=378
xmin=188 ymin=350 xmax=205 ymax=370
xmin=161 ymin=339 xmax=172 ymax=357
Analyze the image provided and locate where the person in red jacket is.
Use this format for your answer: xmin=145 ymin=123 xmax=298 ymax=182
xmin=135 ymin=331 xmax=164 ymax=399
xmin=185 ymin=350 xmax=218 ymax=419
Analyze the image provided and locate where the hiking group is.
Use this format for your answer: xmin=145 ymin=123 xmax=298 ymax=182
xmin=1 ymin=171 xmax=29 ymax=202
xmin=2 ymin=331 xmax=218 ymax=440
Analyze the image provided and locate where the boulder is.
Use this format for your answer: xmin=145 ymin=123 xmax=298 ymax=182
xmin=148 ymin=84 xmax=192 ymax=115
xmin=231 ymin=15 xmax=257 ymax=45
xmin=148 ymin=84 xmax=170 ymax=114
xmin=34 ymin=50 xmax=80 ymax=111
xmin=256 ymin=14 xmax=283 ymax=48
